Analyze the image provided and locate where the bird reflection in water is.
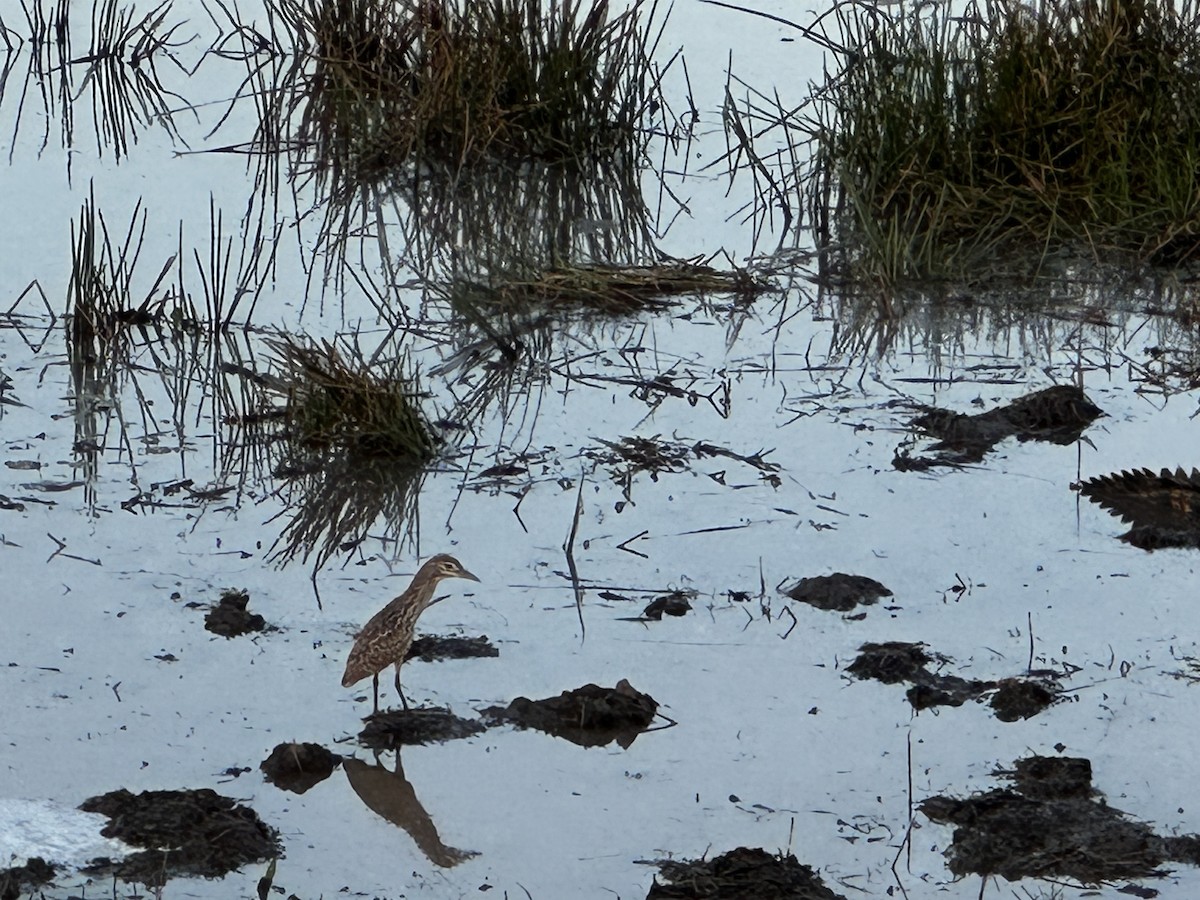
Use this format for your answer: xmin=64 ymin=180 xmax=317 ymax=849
xmin=343 ymin=750 xmax=478 ymax=868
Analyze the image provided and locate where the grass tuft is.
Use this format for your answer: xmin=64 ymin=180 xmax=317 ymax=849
xmin=267 ymin=336 xmax=437 ymax=463
xmin=793 ymin=0 xmax=1200 ymax=287
xmin=290 ymin=0 xmax=669 ymax=178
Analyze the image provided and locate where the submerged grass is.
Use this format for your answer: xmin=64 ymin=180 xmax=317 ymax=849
xmin=792 ymin=0 xmax=1200 ymax=289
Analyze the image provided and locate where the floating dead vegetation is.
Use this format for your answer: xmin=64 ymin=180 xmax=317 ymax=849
xmin=921 ymin=755 xmax=1200 ymax=888
xmin=645 ymin=846 xmax=846 ymax=899
xmin=260 ymin=742 xmax=342 ymax=794
xmin=484 ymin=679 xmax=663 ymax=748
xmin=847 ymin=642 xmax=1061 ymax=721
xmin=781 ymin=573 xmax=892 ymax=613
xmin=404 ymin=634 xmax=498 ymax=662
xmin=588 ymin=435 xmax=780 ymax=497
xmin=0 ymin=857 xmax=56 ymax=900
xmin=343 ymin=754 xmax=479 ymax=868
xmin=79 ymin=788 xmax=280 ymax=886
xmin=356 ymin=707 xmax=488 ymax=749
xmin=448 ymin=260 xmax=766 ymax=317
xmin=204 ymin=589 xmax=269 ymax=638
xmin=1078 ymin=466 xmax=1200 ymax=550
xmin=895 ymin=385 xmax=1103 ymax=471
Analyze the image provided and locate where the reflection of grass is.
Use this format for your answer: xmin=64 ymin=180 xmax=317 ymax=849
xmin=747 ymin=0 xmax=1200 ymax=287
xmin=266 ymin=451 xmax=425 ymax=577
xmin=291 ymin=0 xmax=667 ymax=174
xmin=268 ymin=336 xmax=437 ymax=463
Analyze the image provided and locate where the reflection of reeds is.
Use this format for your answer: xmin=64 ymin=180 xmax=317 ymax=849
xmin=2 ymin=0 xmax=186 ymax=172
xmin=265 ymin=450 xmax=425 ymax=577
xmin=396 ymin=156 xmax=660 ymax=280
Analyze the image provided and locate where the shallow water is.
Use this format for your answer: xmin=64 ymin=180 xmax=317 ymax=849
xmin=3 ymin=3 xmax=1200 ymax=899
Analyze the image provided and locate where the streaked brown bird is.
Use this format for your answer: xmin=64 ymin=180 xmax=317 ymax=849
xmin=342 ymin=554 xmax=480 ymax=714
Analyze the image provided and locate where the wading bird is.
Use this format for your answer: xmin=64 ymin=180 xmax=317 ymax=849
xmin=342 ymin=554 xmax=480 ymax=714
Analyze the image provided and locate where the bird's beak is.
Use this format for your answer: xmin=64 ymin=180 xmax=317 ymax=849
xmin=459 ymin=568 xmax=481 ymax=583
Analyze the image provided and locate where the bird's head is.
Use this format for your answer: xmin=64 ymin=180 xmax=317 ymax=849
xmin=426 ymin=553 xmax=480 ymax=583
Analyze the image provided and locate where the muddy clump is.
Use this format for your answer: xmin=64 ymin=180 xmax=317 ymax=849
xmin=847 ymin=642 xmax=1061 ymax=721
xmin=484 ymin=679 xmax=659 ymax=748
xmin=260 ymin=742 xmax=342 ymax=793
xmin=895 ymin=384 xmax=1103 ymax=471
xmin=404 ymin=634 xmax=498 ymax=662
xmin=642 ymin=591 xmax=693 ymax=619
xmin=0 ymin=857 xmax=55 ymax=900
xmin=79 ymin=788 xmax=279 ymax=886
xmin=921 ymin=755 xmax=1200 ymax=886
xmin=647 ymin=846 xmax=846 ymax=899
xmin=204 ymin=589 xmax=267 ymax=637
xmin=357 ymin=707 xmax=488 ymax=749
xmin=781 ymin=574 xmax=892 ymax=612
xmin=1078 ymin=466 xmax=1200 ymax=549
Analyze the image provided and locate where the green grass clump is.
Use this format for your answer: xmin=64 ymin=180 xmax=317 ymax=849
xmin=806 ymin=0 xmax=1200 ymax=286
xmin=291 ymin=0 xmax=666 ymax=176
xmin=269 ymin=337 xmax=436 ymax=463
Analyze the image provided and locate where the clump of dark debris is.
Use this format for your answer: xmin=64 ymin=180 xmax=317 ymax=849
xmin=357 ymin=707 xmax=488 ymax=749
xmin=0 ymin=857 xmax=55 ymax=900
xmin=260 ymin=742 xmax=342 ymax=793
xmin=484 ymin=679 xmax=661 ymax=748
xmin=79 ymin=788 xmax=279 ymax=886
xmin=1078 ymin=466 xmax=1200 ymax=550
xmin=922 ymin=755 xmax=1200 ymax=886
xmin=895 ymin=384 xmax=1103 ymax=471
xmin=404 ymin=634 xmax=498 ymax=662
xmin=646 ymin=846 xmax=846 ymax=899
xmin=847 ymin=642 xmax=1061 ymax=721
xmin=642 ymin=590 xmax=693 ymax=619
xmin=204 ymin=589 xmax=268 ymax=637
xmin=781 ymin=573 xmax=892 ymax=612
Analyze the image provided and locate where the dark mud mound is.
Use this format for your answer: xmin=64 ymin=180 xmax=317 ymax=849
xmin=782 ymin=574 xmax=891 ymax=612
xmin=921 ymin=755 xmax=1200 ymax=886
xmin=357 ymin=707 xmax=487 ymax=749
xmin=204 ymin=589 xmax=267 ymax=637
xmin=642 ymin=591 xmax=693 ymax=619
xmin=896 ymin=385 xmax=1103 ymax=470
xmin=0 ymin=857 xmax=55 ymax=900
xmin=79 ymin=788 xmax=279 ymax=886
xmin=647 ymin=847 xmax=846 ymax=899
xmin=484 ymin=679 xmax=659 ymax=748
xmin=260 ymin=742 xmax=342 ymax=793
xmin=1079 ymin=467 xmax=1200 ymax=549
xmin=847 ymin=642 xmax=1060 ymax=721
xmin=405 ymin=634 xmax=498 ymax=662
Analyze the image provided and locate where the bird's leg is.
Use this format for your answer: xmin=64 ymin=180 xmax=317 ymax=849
xmin=372 ymin=673 xmax=380 ymax=715
xmin=394 ymin=664 xmax=409 ymax=711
